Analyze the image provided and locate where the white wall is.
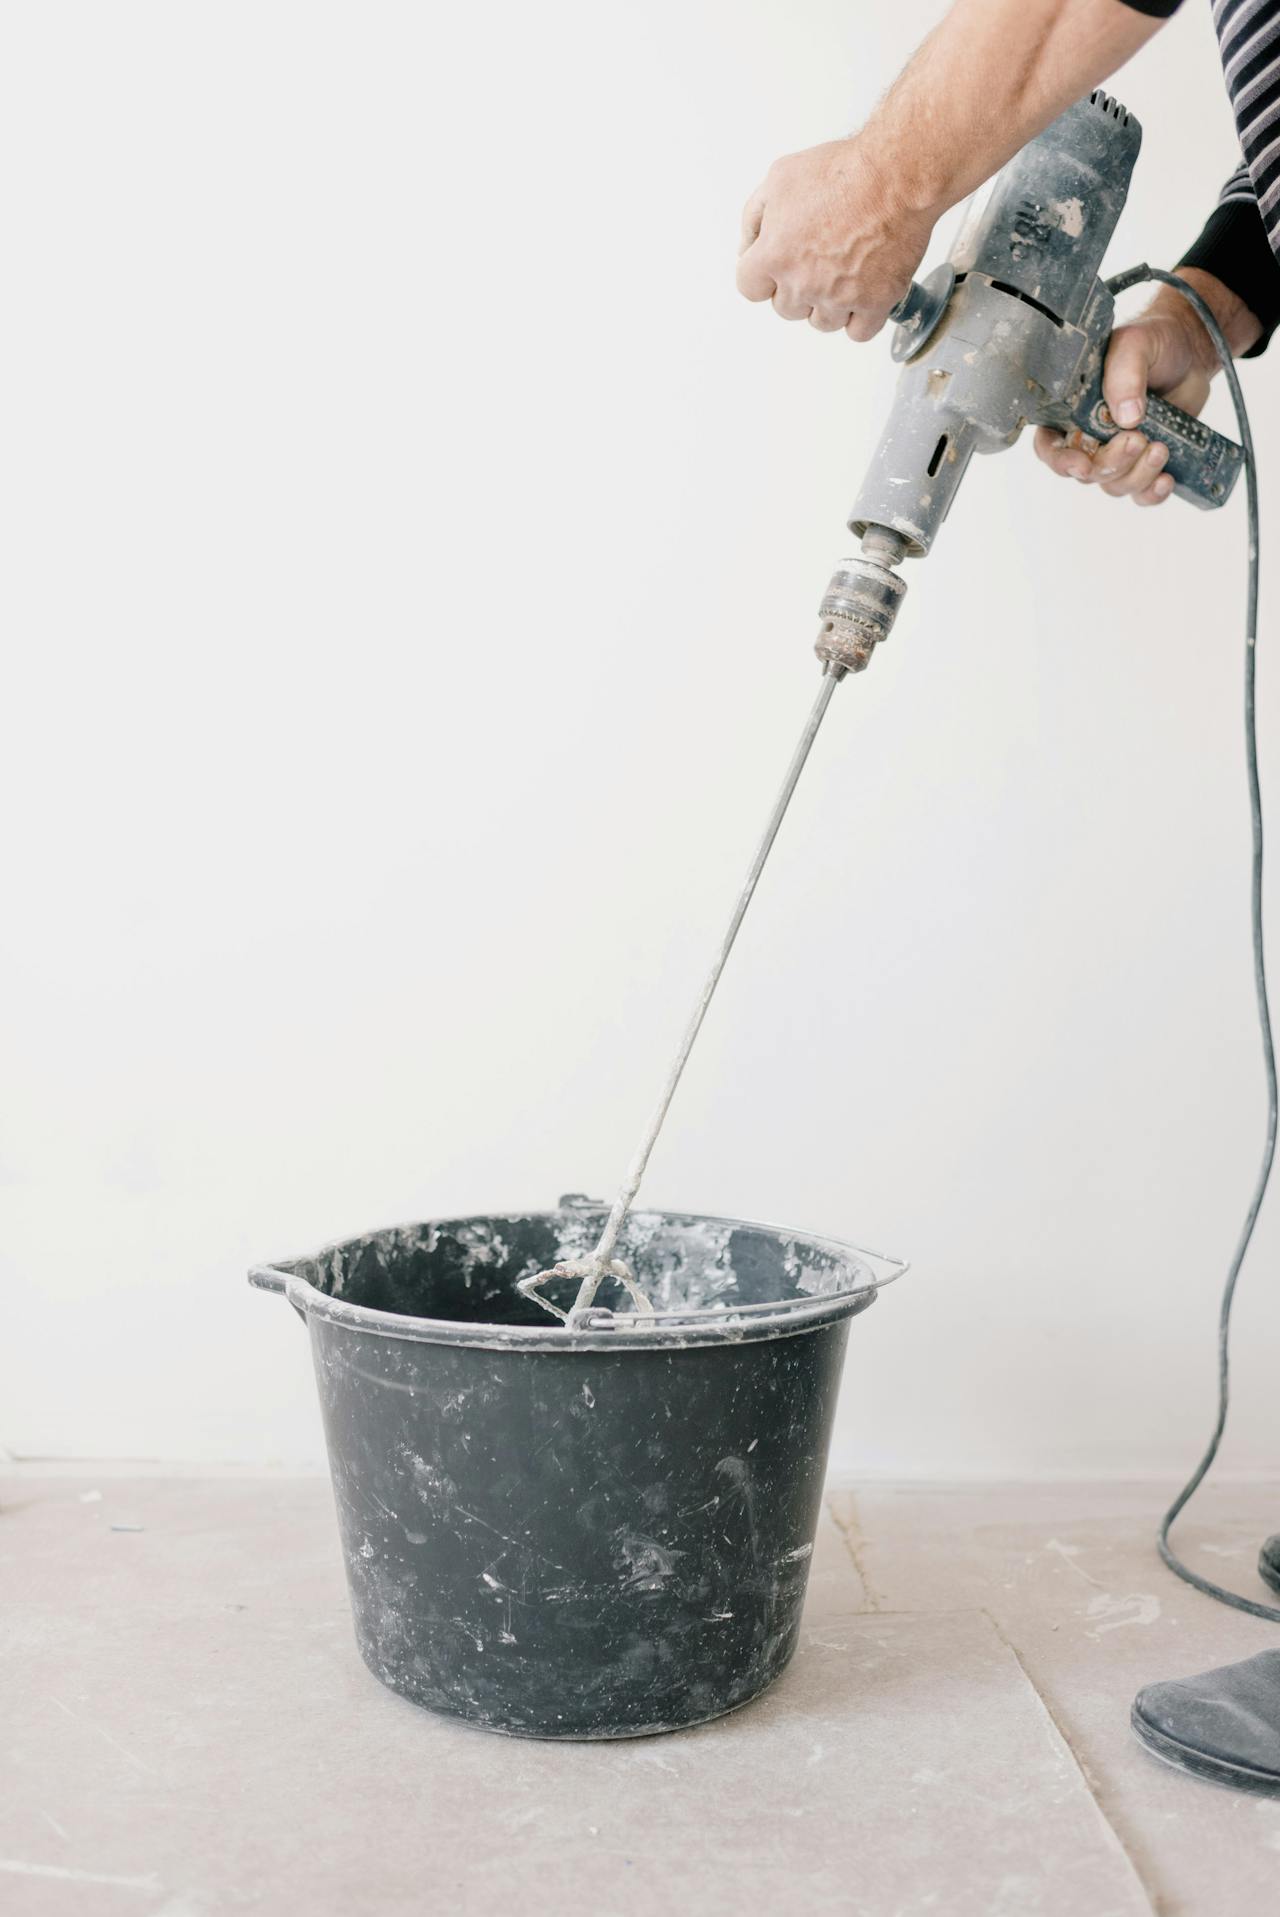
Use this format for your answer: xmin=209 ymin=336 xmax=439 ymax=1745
xmin=3 ymin=1 xmax=1276 ymax=1480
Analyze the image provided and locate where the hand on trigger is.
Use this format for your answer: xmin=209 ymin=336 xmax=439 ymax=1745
xmin=1033 ymin=279 xmax=1216 ymax=507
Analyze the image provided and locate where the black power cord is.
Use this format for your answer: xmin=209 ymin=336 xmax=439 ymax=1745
xmin=1106 ymin=264 xmax=1279 ymax=1623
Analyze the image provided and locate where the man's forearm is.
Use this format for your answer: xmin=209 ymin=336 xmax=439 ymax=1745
xmin=873 ymin=0 xmax=1167 ymax=221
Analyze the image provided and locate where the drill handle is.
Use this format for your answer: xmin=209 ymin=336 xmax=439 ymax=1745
xmin=1067 ymin=372 xmax=1243 ymax=509
xmin=889 ymin=282 xmax=932 ymax=328
xmin=887 ymin=264 xmax=957 ymax=363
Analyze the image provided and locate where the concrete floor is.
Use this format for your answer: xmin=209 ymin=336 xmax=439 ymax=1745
xmin=2 ymin=1472 xmax=1278 ymax=1915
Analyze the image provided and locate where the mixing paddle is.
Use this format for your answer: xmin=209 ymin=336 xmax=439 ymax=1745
xmin=518 ymin=670 xmax=841 ymax=1324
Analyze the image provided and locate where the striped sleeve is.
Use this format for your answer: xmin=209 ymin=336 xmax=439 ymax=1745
xmin=1219 ymin=160 xmax=1260 ymax=203
xmin=1178 ymin=165 xmax=1280 ymax=355
xmin=1218 ymin=0 xmax=1280 ymax=222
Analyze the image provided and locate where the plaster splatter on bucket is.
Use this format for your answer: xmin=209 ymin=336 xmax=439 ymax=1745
xmin=251 ymin=1201 xmax=904 ymax=1738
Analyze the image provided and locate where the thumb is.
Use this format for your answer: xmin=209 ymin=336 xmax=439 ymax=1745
xmin=1102 ymin=324 xmax=1159 ymax=429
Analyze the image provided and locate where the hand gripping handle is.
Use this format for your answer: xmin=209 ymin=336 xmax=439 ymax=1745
xmin=1068 ymin=370 xmax=1244 ymax=509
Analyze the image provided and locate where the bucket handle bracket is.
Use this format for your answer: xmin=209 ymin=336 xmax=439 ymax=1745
xmin=249 ymin=1265 xmax=309 ymax=1326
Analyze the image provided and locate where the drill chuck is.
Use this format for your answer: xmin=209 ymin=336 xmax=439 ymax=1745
xmin=814 ymin=550 xmax=907 ymax=676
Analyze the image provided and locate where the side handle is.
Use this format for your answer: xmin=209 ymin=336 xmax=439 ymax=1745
xmin=888 ymin=263 xmax=956 ymax=363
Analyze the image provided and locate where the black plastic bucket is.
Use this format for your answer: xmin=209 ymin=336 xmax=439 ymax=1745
xmin=250 ymin=1198 xmax=903 ymax=1739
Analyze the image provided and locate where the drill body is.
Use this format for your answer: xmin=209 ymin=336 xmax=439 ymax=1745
xmin=817 ymin=92 xmax=1243 ymax=676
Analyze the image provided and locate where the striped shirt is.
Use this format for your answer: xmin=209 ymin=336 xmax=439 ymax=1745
xmin=1125 ymin=0 xmax=1280 ymax=350
xmin=1214 ymin=0 xmax=1280 ymax=235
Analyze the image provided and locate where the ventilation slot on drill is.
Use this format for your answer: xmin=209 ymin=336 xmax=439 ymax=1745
xmin=988 ymin=280 xmax=1064 ymax=327
xmin=1088 ymin=89 xmax=1130 ymax=124
xmin=927 ymin=436 xmax=948 ymax=479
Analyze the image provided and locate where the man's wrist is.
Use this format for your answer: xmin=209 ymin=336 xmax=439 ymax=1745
xmin=1157 ymin=268 xmax=1263 ymax=369
xmin=1177 ymin=198 xmax=1280 ymax=359
xmin=853 ymin=113 xmax=954 ymax=227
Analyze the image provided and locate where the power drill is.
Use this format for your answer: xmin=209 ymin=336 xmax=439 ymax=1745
xmin=816 ymin=90 xmax=1245 ymax=677
xmin=526 ymin=89 xmax=1255 ymax=1332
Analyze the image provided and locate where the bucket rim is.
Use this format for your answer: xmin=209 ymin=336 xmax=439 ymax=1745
xmin=248 ymin=1205 xmax=909 ymax=1352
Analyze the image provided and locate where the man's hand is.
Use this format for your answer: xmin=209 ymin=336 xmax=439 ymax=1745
xmin=733 ymin=0 xmax=1168 ymax=343
xmin=1033 ymin=269 xmax=1257 ymax=507
xmin=736 ymin=137 xmax=934 ymax=342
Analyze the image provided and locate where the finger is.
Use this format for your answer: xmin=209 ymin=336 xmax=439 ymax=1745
xmin=845 ymin=309 xmax=888 ymax=344
xmin=1134 ymin=472 xmax=1175 ymax=508
xmin=1102 ymin=324 xmax=1157 ymax=430
xmin=1092 ymin=431 xmax=1148 ymax=487
xmin=1061 ymin=428 xmax=1114 ymax=483
xmin=771 ymin=292 xmax=813 ymax=321
xmin=1060 ymin=427 xmax=1101 ymax=458
xmin=809 ymin=304 xmax=851 ymax=333
xmin=1100 ymin=437 xmax=1168 ymax=499
xmin=735 ymin=248 xmax=777 ymax=303
xmin=739 ymin=191 xmax=766 ymax=255
xmin=1032 ymin=428 xmax=1094 ymax=481
xmin=1161 ymin=368 xmax=1212 ymax=415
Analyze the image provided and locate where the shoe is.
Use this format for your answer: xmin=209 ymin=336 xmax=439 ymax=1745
xmin=1132 ymin=1651 xmax=1280 ymax=1795
xmin=1261 ymin=1536 xmax=1280 ymax=1599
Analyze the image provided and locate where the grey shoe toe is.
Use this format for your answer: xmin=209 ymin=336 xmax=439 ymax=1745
xmin=1132 ymin=1650 xmax=1280 ymax=1795
xmin=1260 ymin=1535 xmax=1280 ymax=1599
